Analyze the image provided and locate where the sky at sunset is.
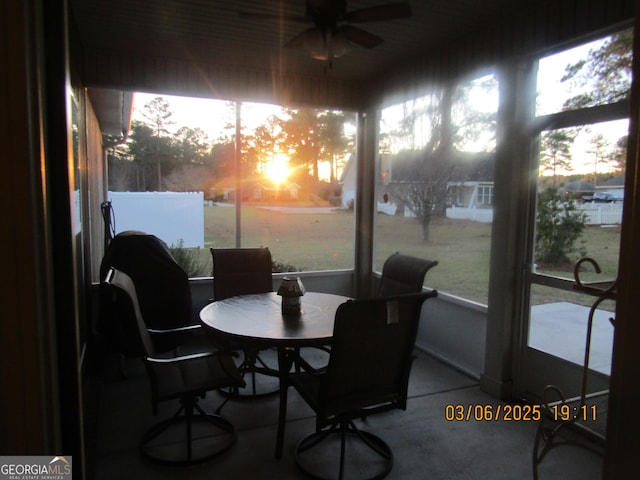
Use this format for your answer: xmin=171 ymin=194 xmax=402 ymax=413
xmin=131 ymin=33 xmax=627 ymax=179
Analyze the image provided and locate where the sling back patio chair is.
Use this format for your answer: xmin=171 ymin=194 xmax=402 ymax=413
xmin=103 ymin=267 xmax=244 ymax=465
xmin=210 ymin=247 xmax=279 ymax=398
xmin=377 ymin=252 xmax=438 ymax=297
xmin=287 ymin=290 xmax=438 ymax=480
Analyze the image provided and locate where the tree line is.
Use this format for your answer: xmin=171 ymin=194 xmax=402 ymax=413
xmin=108 ymin=98 xmax=356 ymax=201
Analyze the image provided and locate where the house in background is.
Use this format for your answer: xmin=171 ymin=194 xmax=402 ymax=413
xmin=355 ymin=149 xmax=496 ymax=218
xmin=598 ymin=175 xmax=626 ymax=201
xmin=209 ymin=178 xmax=302 ymax=203
xmin=447 ymin=181 xmax=495 ymax=208
xmin=339 ymin=153 xmax=357 ymax=209
xmin=251 ymin=181 xmax=301 ymax=202
xmin=562 ymin=180 xmax=596 ymax=200
xmin=208 ymin=177 xmax=236 ymax=202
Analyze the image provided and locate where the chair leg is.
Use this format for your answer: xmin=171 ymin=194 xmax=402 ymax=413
xmin=250 ymin=354 xmax=258 ymax=394
xmin=184 ymin=397 xmax=194 ymax=461
xmin=339 ymin=422 xmax=347 ymax=480
xmin=218 ymin=348 xmax=279 ymax=401
xmin=351 ymin=420 xmax=392 ymax=460
xmin=141 ymin=403 xmax=185 ymax=443
xmin=214 ymin=394 xmax=231 ymax=415
xmin=294 ymin=420 xmax=393 ymax=480
xmin=140 ymin=396 xmax=237 ymax=465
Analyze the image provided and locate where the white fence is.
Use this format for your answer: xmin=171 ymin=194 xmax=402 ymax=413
xmin=378 ymin=202 xmax=621 ymax=226
xmin=576 ymin=203 xmax=623 ymax=225
xmin=377 ymin=202 xmax=397 ymax=215
xmin=446 ymin=206 xmax=494 ymax=223
xmin=447 ymin=204 xmax=621 ymax=225
xmin=108 ymin=191 xmax=204 ymax=247
xmin=106 ymin=193 xmax=617 ymax=249
xmin=377 ymin=203 xmax=495 ymax=223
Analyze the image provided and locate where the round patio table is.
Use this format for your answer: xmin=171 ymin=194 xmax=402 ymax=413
xmin=199 ymin=291 xmax=350 ymax=458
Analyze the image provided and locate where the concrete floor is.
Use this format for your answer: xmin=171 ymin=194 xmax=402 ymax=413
xmin=530 ymin=302 xmax=615 ymax=375
xmin=85 ymin=345 xmax=605 ymax=480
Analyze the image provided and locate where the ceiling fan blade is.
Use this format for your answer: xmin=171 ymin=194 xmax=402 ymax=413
xmin=337 ymin=25 xmax=383 ymax=49
xmin=284 ymin=27 xmax=322 ymax=48
xmin=345 ymin=3 xmax=412 ymax=23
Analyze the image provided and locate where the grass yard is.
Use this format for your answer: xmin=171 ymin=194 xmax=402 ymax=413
xmin=186 ymin=203 xmax=620 ymax=306
xmin=375 ymin=214 xmax=494 ymax=303
xmin=203 ymin=204 xmax=357 ymax=271
xmin=532 ymin=224 xmax=620 ymax=310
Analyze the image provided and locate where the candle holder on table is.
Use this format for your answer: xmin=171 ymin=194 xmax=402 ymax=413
xmin=277 ymin=276 xmax=305 ymax=315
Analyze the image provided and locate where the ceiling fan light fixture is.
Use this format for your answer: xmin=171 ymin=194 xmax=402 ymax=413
xmin=305 ymin=29 xmax=350 ymax=61
xmin=330 ymin=31 xmax=351 ymax=58
xmin=301 ymin=29 xmax=326 ymax=59
xmin=273 ymin=1 xmax=411 ymax=65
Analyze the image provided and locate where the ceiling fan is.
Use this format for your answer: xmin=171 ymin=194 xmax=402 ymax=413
xmin=239 ymin=1 xmax=412 ymax=63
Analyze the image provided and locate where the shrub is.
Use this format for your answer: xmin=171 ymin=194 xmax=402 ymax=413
xmin=169 ymin=239 xmax=209 ymax=277
xmin=535 ymin=187 xmax=587 ymax=265
xmin=272 ymin=260 xmax=303 ymax=273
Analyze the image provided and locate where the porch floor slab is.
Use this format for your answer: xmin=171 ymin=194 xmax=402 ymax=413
xmin=86 ymin=348 xmax=603 ymax=479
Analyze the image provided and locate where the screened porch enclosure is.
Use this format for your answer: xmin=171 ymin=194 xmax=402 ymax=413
xmin=85 ymin=21 xmax=631 ymax=398
xmin=6 ymin=0 xmax=633 ymax=477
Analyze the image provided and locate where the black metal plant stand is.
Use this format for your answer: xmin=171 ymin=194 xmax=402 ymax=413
xmin=532 ymin=257 xmax=616 ymax=479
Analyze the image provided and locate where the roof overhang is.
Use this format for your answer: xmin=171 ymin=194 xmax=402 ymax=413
xmin=87 ymin=88 xmax=134 ymax=137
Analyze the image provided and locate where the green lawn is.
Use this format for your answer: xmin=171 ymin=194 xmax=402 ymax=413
xmin=203 ymin=204 xmax=356 ymax=271
xmin=184 ymin=204 xmax=620 ymax=306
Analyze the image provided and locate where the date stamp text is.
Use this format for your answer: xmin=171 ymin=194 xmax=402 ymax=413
xmin=444 ymin=404 xmax=541 ymax=422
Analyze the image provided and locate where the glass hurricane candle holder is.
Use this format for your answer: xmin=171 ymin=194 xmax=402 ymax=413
xmin=277 ymin=276 xmax=306 ymax=315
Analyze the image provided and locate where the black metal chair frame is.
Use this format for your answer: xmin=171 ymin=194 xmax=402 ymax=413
xmin=103 ymin=267 xmax=244 ymax=465
xmin=288 ymin=290 xmax=438 ymax=480
xmin=211 ymin=247 xmax=280 ymax=398
xmin=532 ymin=258 xmax=615 ymax=479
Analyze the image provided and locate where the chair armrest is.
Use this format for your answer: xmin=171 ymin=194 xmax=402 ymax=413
xmin=148 ymin=324 xmax=202 ymax=335
xmin=146 ymin=349 xmax=240 ymax=365
xmin=146 ymin=350 xmax=215 ymax=364
xmin=146 ymin=351 xmax=245 ymax=387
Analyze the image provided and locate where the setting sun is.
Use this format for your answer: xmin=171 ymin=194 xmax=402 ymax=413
xmin=266 ymin=153 xmax=291 ymax=184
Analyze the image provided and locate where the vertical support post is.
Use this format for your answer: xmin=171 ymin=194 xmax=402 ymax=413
xmin=604 ymin=9 xmax=640 ymax=477
xmin=480 ymin=60 xmax=538 ymax=400
xmin=354 ymin=109 xmax=379 ymax=298
xmin=235 ymin=101 xmax=242 ymax=248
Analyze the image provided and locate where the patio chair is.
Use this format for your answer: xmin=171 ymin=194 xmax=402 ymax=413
xmin=288 ymin=290 xmax=438 ymax=480
xmin=98 ymin=230 xmax=194 ymax=356
xmin=377 ymin=252 xmax=438 ymax=297
xmin=210 ymin=247 xmax=279 ymax=397
xmin=102 ymin=267 xmax=244 ymax=465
